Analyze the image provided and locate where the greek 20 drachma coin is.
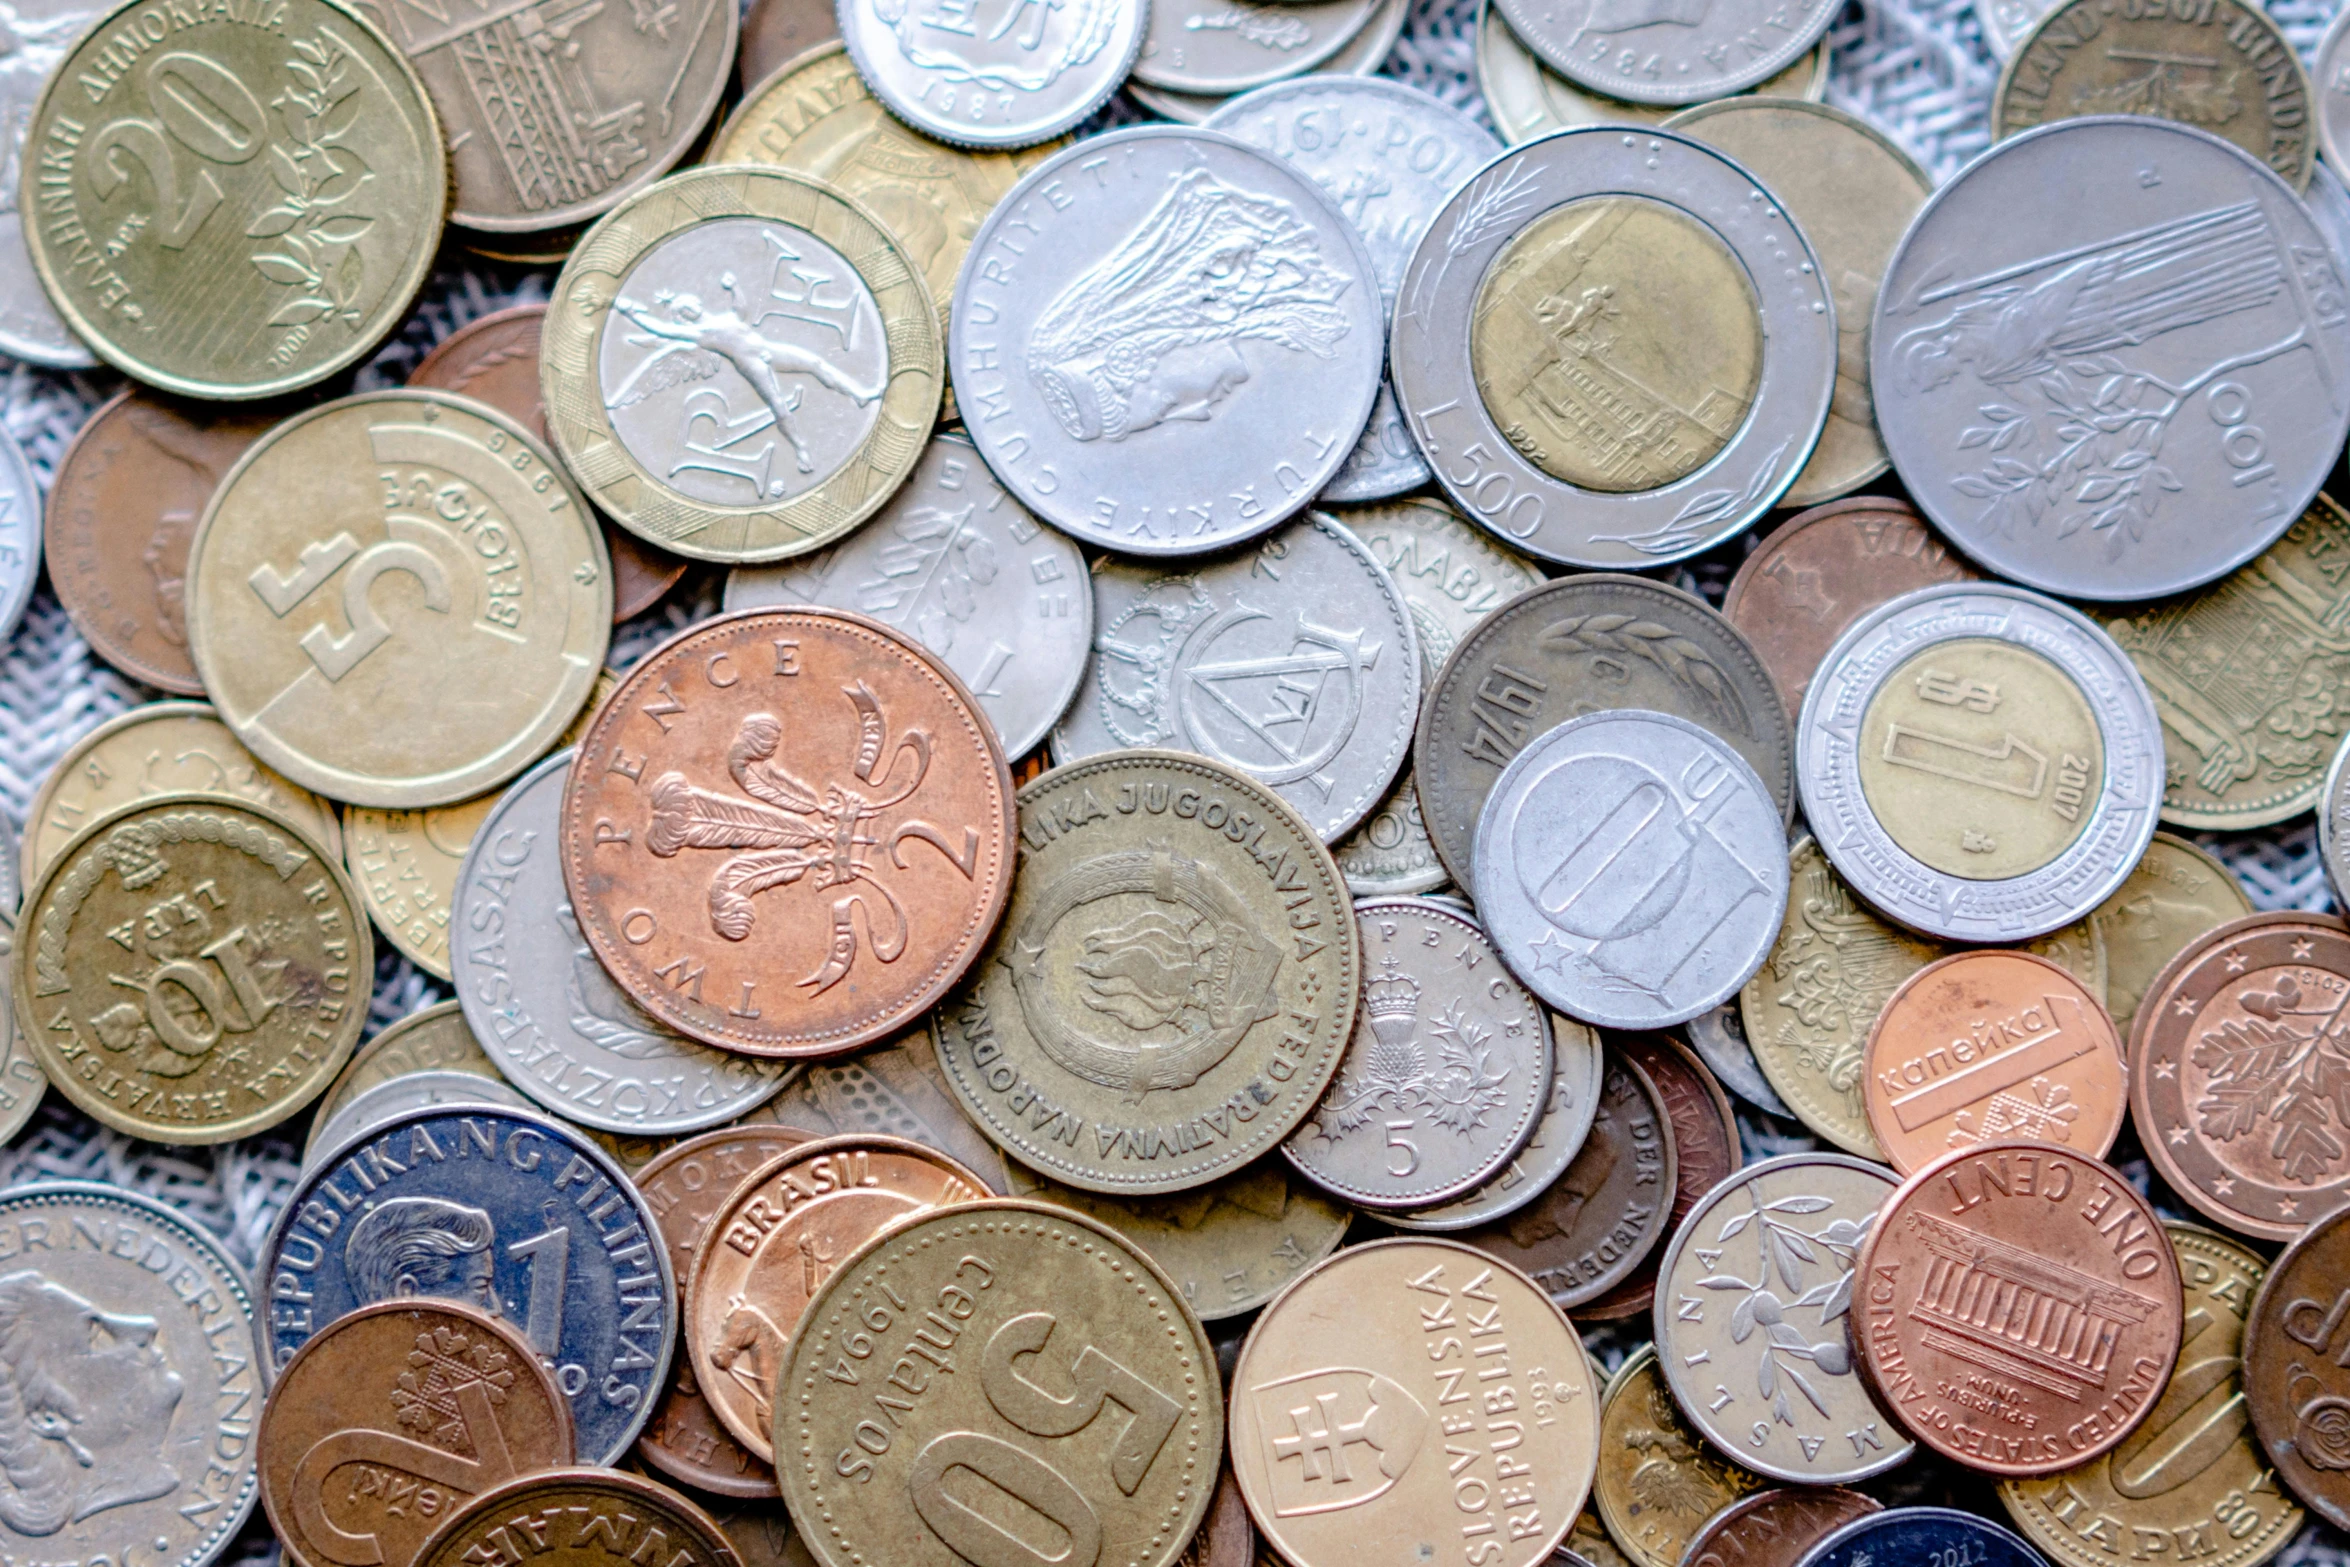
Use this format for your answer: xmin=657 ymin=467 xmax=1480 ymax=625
xmin=1491 ymin=0 xmax=1834 ymax=103
xmin=952 ymin=126 xmax=1385 ymax=554
xmin=412 ymin=1471 xmax=741 ymax=1567
xmin=1872 ymin=118 xmax=2350 ymax=601
xmin=0 ymin=0 xmax=96 ymax=370
xmin=1392 ymin=129 xmax=1836 ymax=569
xmin=1797 ymin=583 xmax=2163 ymax=943
xmin=2243 ymin=1205 xmax=2350 ymax=1531
xmin=1135 ymin=0 xmax=1381 ymax=95
xmin=835 ymin=0 xmax=1143 ymax=148
xmin=1796 ymin=1511 xmax=2047 ymax=1567
xmin=1593 ymin=1344 xmax=1765 ymax=1567
xmin=1386 ymin=1009 xmax=1600 ymax=1232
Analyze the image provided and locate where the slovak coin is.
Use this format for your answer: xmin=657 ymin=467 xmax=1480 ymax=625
xmin=1592 ymin=1343 xmax=1764 ymax=1567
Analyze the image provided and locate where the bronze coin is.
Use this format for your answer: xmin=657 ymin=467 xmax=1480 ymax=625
xmin=46 ymin=390 xmax=275 ymax=694
xmin=561 ymin=609 xmax=1015 ymax=1056
xmin=697 ymin=1498 xmax=815 ymax=1567
xmin=1184 ymin=1464 xmax=1255 ymax=1567
xmin=414 ymin=1470 xmax=740 ymax=1567
xmin=1576 ymin=1030 xmax=1741 ymax=1321
xmin=741 ymin=9 xmax=840 ymax=93
xmin=2244 ymin=1204 xmax=2350 ymax=1530
xmin=1681 ymin=1489 xmax=1883 ymax=1567
xmin=1854 ymin=1141 xmax=2186 ymax=1475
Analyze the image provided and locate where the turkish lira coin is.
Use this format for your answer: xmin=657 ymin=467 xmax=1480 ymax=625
xmin=1136 ymin=0 xmax=1381 ymax=94
xmin=0 ymin=0 xmax=96 ymax=368
xmin=836 ymin=0 xmax=1143 ymax=147
xmin=1384 ymin=1006 xmax=1600 ymax=1231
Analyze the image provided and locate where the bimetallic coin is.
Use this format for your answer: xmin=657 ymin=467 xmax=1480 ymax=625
xmin=0 ymin=913 xmax=44 ymax=1146
xmin=1685 ymin=1002 xmax=1794 ymax=1119
xmin=0 ymin=0 xmax=96 ymax=368
xmin=1473 ymin=0 xmax=1823 ymax=144
xmin=1794 ymin=1510 xmax=2046 ymax=1567
xmin=303 ymin=1070 xmax=536 ymax=1170
xmin=1386 ymin=1009 xmax=1601 ymax=1232
xmin=1491 ymin=0 xmax=1834 ymax=103
xmin=1135 ymin=0 xmax=1379 ymax=94
xmin=344 ymin=796 xmax=492 ymax=979
xmin=1684 ymin=1491 xmax=1883 ymax=1567
xmin=1593 ymin=1344 xmax=1765 ymax=1567
xmin=836 ymin=0 xmax=1143 ymax=147
xmin=2088 ymin=831 xmax=2249 ymax=1038
xmin=763 ymin=1028 xmax=1012 ymax=1191
xmin=2243 ymin=1204 xmax=2350 ymax=1530
xmin=1574 ymin=1029 xmax=1739 ymax=1321
xmin=2320 ymin=6 xmax=2350 ymax=189
xmin=304 ymin=1001 xmax=501 ymax=1165
xmin=413 ymin=1471 xmax=739 ymax=1567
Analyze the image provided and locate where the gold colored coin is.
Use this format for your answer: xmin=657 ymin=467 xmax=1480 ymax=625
xmin=187 ymin=390 xmax=611 ymax=809
xmin=414 ymin=1471 xmax=740 ymax=1567
xmin=1593 ymin=1345 xmax=1765 ymax=1567
xmin=2088 ymin=832 xmax=2252 ymax=1039
xmin=1473 ymin=0 xmax=1823 ymax=144
xmin=15 ymin=793 xmax=371 ymax=1143
xmin=0 ymin=912 xmax=46 ymax=1146
xmin=302 ymin=998 xmax=496 ymax=1164
xmin=1572 ymin=1511 xmax=1638 ymax=1567
xmin=21 ymin=0 xmax=446 ymax=398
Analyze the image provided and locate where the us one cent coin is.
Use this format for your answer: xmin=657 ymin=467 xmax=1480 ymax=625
xmin=414 ymin=1470 xmax=740 ymax=1567
xmin=1387 ymin=1009 xmax=1603 ymax=1233
xmin=1592 ymin=1343 xmax=1765 ymax=1567
xmin=764 ymin=1028 xmax=1012 ymax=1192
xmin=1854 ymin=1142 xmax=2185 ymax=1475
xmin=2243 ymin=1203 xmax=2350 ymax=1530
xmin=1474 ymin=1 xmax=1824 ymax=143
xmin=1135 ymin=0 xmax=1381 ymax=94
xmin=260 ymin=1300 xmax=575 ymax=1567
xmin=2090 ymin=831 xmax=2250 ymax=1038
xmin=303 ymin=1000 xmax=500 ymax=1166
xmin=1575 ymin=1030 xmax=1740 ymax=1321
xmin=1794 ymin=1510 xmax=2045 ymax=1567
xmin=562 ymin=609 xmax=1013 ymax=1057
xmin=1684 ymin=1490 xmax=1883 ymax=1567
xmin=46 ymin=390 xmax=274 ymax=694
xmin=836 ymin=0 xmax=1142 ymax=147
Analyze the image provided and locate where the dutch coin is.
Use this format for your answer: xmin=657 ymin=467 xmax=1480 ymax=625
xmin=931 ymin=750 xmax=1357 ymax=1192
xmin=412 ymin=1471 xmax=739 ymax=1567
xmin=263 ymin=1102 xmax=677 ymax=1465
xmin=763 ymin=1028 xmax=1012 ymax=1191
xmin=740 ymin=0 xmax=837 ymax=88
xmin=260 ymin=1300 xmax=577 ymax=1567
xmin=1593 ymin=1344 xmax=1765 ymax=1567
xmin=1575 ymin=1030 xmax=1739 ymax=1321
xmin=2087 ymin=830 xmax=2249 ymax=1038
xmin=835 ymin=0 xmax=1143 ymax=148
xmin=0 ymin=913 xmax=45 ymax=1146
xmin=1872 ymin=119 xmax=2350 ymax=601
xmin=21 ymin=0 xmax=445 ymax=398
xmin=1794 ymin=1511 xmax=2046 ymax=1567
xmin=304 ymin=1000 xmax=500 ymax=1165
xmin=2000 ymin=1222 xmax=2303 ymax=1567
xmin=1134 ymin=0 xmax=1380 ymax=95
xmin=544 ymin=166 xmax=942 ymax=565
xmin=562 ymin=609 xmax=1013 ymax=1056
xmin=46 ymin=392 xmax=272 ymax=695
xmin=0 ymin=0 xmax=96 ymax=368
xmin=1490 ymin=0 xmax=1834 ymax=103
xmin=303 ymin=1070 xmax=536 ymax=1168
xmin=1685 ymin=1003 xmax=1795 ymax=1119
xmin=1387 ymin=1009 xmax=1602 ymax=1232
xmin=1127 ymin=0 xmax=1406 ymax=121
xmin=1474 ymin=1 xmax=1824 ymax=144
xmin=953 ymin=125 xmax=1385 ymax=553
xmin=2243 ymin=1203 xmax=2350 ymax=1530
xmin=1683 ymin=1491 xmax=1884 ymax=1567
xmin=2320 ymin=5 xmax=2350 ymax=186
xmin=1798 ymin=583 xmax=2163 ymax=943
xmin=344 ymin=795 xmax=493 ymax=979
xmin=1853 ymin=1142 xmax=2185 ymax=1475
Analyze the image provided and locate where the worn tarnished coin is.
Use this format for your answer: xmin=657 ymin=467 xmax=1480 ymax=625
xmin=1685 ymin=1491 xmax=1883 ymax=1567
xmin=1388 ymin=1010 xmax=1602 ymax=1232
xmin=1574 ymin=1513 xmax=1635 ymax=1567
xmin=344 ymin=796 xmax=492 ymax=979
xmin=1491 ymin=0 xmax=1833 ymax=103
xmin=0 ymin=0 xmax=96 ymax=368
xmin=2089 ymin=831 xmax=2249 ymax=1038
xmin=836 ymin=0 xmax=1142 ymax=147
xmin=1129 ymin=0 xmax=1405 ymax=121
xmin=1795 ymin=1510 xmax=2045 ymax=1567
xmin=1594 ymin=1344 xmax=1765 ymax=1567
xmin=1685 ymin=1003 xmax=1795 ymax=1119
xmin=2243 ymin=1204 xmax=2350 ymax=1530
xmin=261 ymin=1300 xmax=576 ymax=1567
xmin=304 ymin=1001 xmax=499 ymax=1164
xmin=932 ymin=750 xmax=1356 ymax=1192
xmin=765 ymin=1029 xmax=1011 ymax=1191
xmin=303 ymin=1070 xmax=535 ymax=1174
xmin=22 ymin=0 xmax=445 ymax=399
xmin=0 ymin=912 xmax=44 ymax=1146
xmin=1474 ymin=0 xmax=1823 ymax=143
xmin=1187 ymin=1466 xmax=1255 ymax=1567
xmin=1135 ymin=0 xmax=1379 ymax=94
xmin=699 ymin=1496 xmax=813 ymax=1567
xmin=1575 ymin=1030 xmax=1739 ymax=1321
xmin=415 ymin=1470 xmax=740 ymax=1567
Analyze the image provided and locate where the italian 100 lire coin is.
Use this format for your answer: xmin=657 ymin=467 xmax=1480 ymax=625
xmin=835 ymin=0 xmax=1143 ymax=148
xmin=1797 ymin=583 xmax=2162 ymax=943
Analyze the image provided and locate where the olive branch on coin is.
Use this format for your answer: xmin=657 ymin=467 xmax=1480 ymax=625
xmin=1400 ymin=159 xmax=1541 ymax=327
xmin=247 ymin=26 xmax=377 ymax=331
xmin=1692 ymin=1189 xmax=1871 ymax=1428
xmin=1592 ymin=440 xmax=1789 ymax=559
xmin=1535 ymin=614 xmax=1742 ymax=730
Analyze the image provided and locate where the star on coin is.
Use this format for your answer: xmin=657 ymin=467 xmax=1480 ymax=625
xmin=2168 ymin=1126 xmax=2188 ymax=1144
xmin=1528 ymin=929 xmax=1573 ymax=973
xmin=2215 ymin=1176 xmax=2235 ymax=1195
xmin=2226 ymin=950 xmax=2249 ymax=973
xmin=2175 ymin=996 xmax=2197 ymax=1015
xmin=2155 ymin=1059 xmax=2175 ymax=1079
xmin=2280 ymin=1198 xmax=2299 ymax=1217
xmin=2296 ymin=939 xmax=2317 ymax=958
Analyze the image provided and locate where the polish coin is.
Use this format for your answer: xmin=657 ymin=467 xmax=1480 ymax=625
xmin=302 ymin=1071 xmax=536 ymax=1170
xmin=1491 ymin=0 xmax=1833 ymax=103
xmin=2320 ymin=5 xmax=2350 ymax=186
xmin=1127 ymin=0 xmax=1407 ymax=122
xmin=412 ymin=1471 xmax=738 ymax=1567
xmin=1573 ymin=1028 xmax=1739 ymax=1321
xmin=1592 ymin=1344 xmax=1765 ymax=1567
xmin=1795 ymin=1511 xmax=2046 ymax=1567
xmin=1473 ymin=1 xmax=1824 ymax=144
xmin=2242 ymin=1204 xmax=2350 ymax=1530
xmin=0 ymin=0 xmax=96 ymax=368
xmin=1871 ymin=118 xmax=2350 ymax=601
xmin=1685 ymin=1002 xmax=1795 ymax=1118
xmin=304 ymin=1000 xmax=501 ymax=1166
xmin=765 ymin=1029 xmax=1011 ymax=1192
xmin=836 ymin=0 xmax=1143 ymax=147
xmin=0 ymin=912 xmax=44 ymax=1146
xmin=2087 ymin=830 xmax=2249 ymax=1039
xmin=1135 ymin=0 xmax=1380 ymax=94
xmin=1385 ymin=1009 xmax=1600 ymax=1232
xmin=1684 ymin=1491 xmax=1883 ymax=1567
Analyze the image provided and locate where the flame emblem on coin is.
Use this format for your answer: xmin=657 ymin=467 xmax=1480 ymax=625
xmin=1247 ymin=1367 xmax=1427 ymax=1516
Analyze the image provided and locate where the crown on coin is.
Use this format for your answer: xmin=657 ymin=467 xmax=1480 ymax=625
xmin=1364 ymin=956 xmax=1422 ymax=1048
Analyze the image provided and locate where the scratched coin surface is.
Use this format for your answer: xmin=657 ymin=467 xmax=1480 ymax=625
xmin=412 ymin=1470 xmax=740 ymax=1567
xmin=2242 ymin=1203 xmax=2350 ymax=1531
xmin=304 ymin=1001 xmax=500 ymax=1165
xmin=1683 ymin=1490 xmax=1883 ymax=1567
xmin=764 ymin=1029 xmax=1011 ymax=1192
xmin=1592 ymin=1343 xmax=1765 ymax=1567
xmin=1386 ymin=1009 xmax=1602 ymax=1233
xmin=1573 ymin=1029 xmax=1739 ymax=1321
xmin=1473 ymin=1 xmax=1824 ymax=143
xmin=2087 ymin=830 xmax=2250 ymax=1040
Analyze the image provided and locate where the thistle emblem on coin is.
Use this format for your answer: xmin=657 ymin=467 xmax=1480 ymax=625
xmin=1307 ymin=957 xmax=1512 ymax=1143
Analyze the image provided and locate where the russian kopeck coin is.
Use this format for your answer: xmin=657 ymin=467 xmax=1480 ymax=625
xmin=303 ymin=1000 xmax=500 ymax=1164
xmin=1491 ymin=0 xmax=1834 ymax=103
xmin=1872 ymin=118 xmax=2350 ymax=601
xmin=412 ymin=1471 xmax=739 ymax=1567
xmin=952 ymin=126 xmax=1384 ymax=554
xmin=1386 ymin=1008 xmax=1600 ymax=1232
xmin=1592 ymin=1344 xmax=1764 ymax=1567
xmin=1474 ymin=1 xmax=1823 ymax=144
xmin=835 ymin=0 xmax=1143 ymax=148
xmin=1795 ymin=1511 xmax=2046 ymax=1567
xmin=1797 ymin=583 xmax=2163 ymax=943
xmin=2243 ymin=1205 xmax=2350 ymax=1530
xmin=0 ymin=0 xmax=96 ymax=368
xmin=2088 ymin=830 xmax=2249 ymax=1038
xmin=1135 ymin=0 xmax=1380 ymax=94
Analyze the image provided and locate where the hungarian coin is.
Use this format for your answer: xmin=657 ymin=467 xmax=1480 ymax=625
xmin=1684 ymin=1491 xmax=1883 ymax=1567
xmin=1872 ymin=119 xmax=2350 ymax=601
xmin=0 ymin=912 xmax=45 ymax=1146
xmin=544 ymin=166 xmax=943 ymax=565
xmin=1417 ymin=574 xmax=1793 ymax=896
xmin=344 ymin=795 xmax=493 ymax=979
xmin=304 ymin=1001 xmax=500 ymax=1165
xmin=740 ymin=0 xmax=837 ymax=88
xmin=1135 ymin=0 xmax=1379 ymax=94
xmin=1128 ymin=0 xmax=1406 ymax=121
xmin=1474 ymin=1 xmax=1823 ymax=143
xmin=1655 ymin=1152 xmax=1913 ymax=1483
xmin=931 ymin=750 xmax=1357 ymax=1192
xmin=1593 ymin=1344 xmax=1765 ymax=1567
xmin=2087 ymin=830 xmax=2249 ymax=1038
xmin=778 ymin=1201 xmax=1220 ymax=1567
xmin=303 ymin=1071 xmax=536 ymax=1169
xmin=953 ymin=126 xmax=1384 ymax=553
xmin=1053 ymin=513 xmax=1419 ymax=843
xmin=836 ymin=0 xmax=1142 ymax=147
xmin=1854 ymin=1142 xmax=2185 ymax=1474
xmin=22 ymin=0 xmax=445 ymax=399
xmin=1994 ymin=0 xmax=2311 ymax=190
xmin=1794 ymin=1510 xmax=2045 ymax=1567
xmin=1574 ymin=1029 xmax=1739 ymax=1321
xmin=264 ymin=1102 xmax=677 ymax=1464
xmin=562 ymin=609 xmax=1013 ymax=1056
xmin=2000 ymin=1222 xmax=2303 ymax=1567
xmin=0 ymin=1181 xmax=262 ymax=1567
xmin=1386 ymin=1009 xmax=1601 ymax=1232
xmin=764 ymin=1028 xmax=1013 ymax=1192
xmin=1476 ymin=711 xmax=1789 ymax=1029
xmin=412 ymin=1471 xmax=738 ymax=1567
xmin=2243 ymin=1204 xmax=2350 ymax=1530
xmin=1393 ymin=130 xmax=1835 ymax=569
xmin=0 ymin=0 xmax=96 ymax=368
xmin=2321 ymin=5 xmax=2350 ymax=185
xmin=260 ymin=1300 xmax=577 ymax=1567
xmin=46 ymin=392 xmax=272 ymax=695
xmin=1491 ymin=0 xmax=1833 ymax=103
xmin=1685 ymin=1002 xmax=1795 ymax=1119
xmin=1798 ymin=583 xmax=2163 ymax=943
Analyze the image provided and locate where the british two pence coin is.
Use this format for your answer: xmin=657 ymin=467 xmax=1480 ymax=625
xmin=544 ymin=166 xmax=943 ymax=565
xmin=2243 ymin=1204 xmax=2350 ymax=1530
xmin=1573 ymin=1029 xmax=1739 ymax=1321
xmin=1386 ymin=1009 xmax=1601 ymax=1233
xmin=2087 ymin=831 xmax=2250 ymax=1039
xmin=1794 ymin=1510 xmax=2046 ymax=1567
xmin=303 ymin=1000 xmax=501 ymax=1165
xmin=1683 ymin=1491 xmax=1883 ymax=1567
xmin=1592 ymin=1343 xmax=1765 ymax=1567
xmin=952 ymin=126 xmax=1385 ymax=553
xmin=413 ymin=1470 xmax=741 ymax=1567
xmin=1490 ymin=0 xmax=1833 ymax=103
xmin=1134 ymin=0 xmax=1382 ymax=96
xmin=834 ymin=0 xmax=1141 ymax=147
xmin=0 ymin=0 xmax=96 ymax=370
xmin=1872 ymin=118 xmax=2350 ymax=601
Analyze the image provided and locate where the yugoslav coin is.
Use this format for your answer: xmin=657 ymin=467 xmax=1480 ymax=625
xmin=413 ymin=1471 xmax=737 ymax=1567
xmin=303 ymin=1071 xmax=536 ymax=1170
xmin=1130 ymin=0 xmax=1405 ymax=121
xmin=779 ymin=1201 xmax=1220 ymax=1567
xmin=1053 ymin=513 xmax=1419 ymax=843
xmin=455 ymin=751 xmax=791 ymax=1134
xmin=0 ymin=1182 xmax=261 ymax=1567
xmin=46 ymin=392 xmax=272 ymax=695
xmin=1795 ymin=1511 xmax=2045 ymax=1567
xmin=1135 ymin=0 xmax=1379 ymax=94
xmin=562 ymin=609 xmax=1013 ymax=1056
xmin=544 ymin=166 xmax=942 ymax=565
xmin=953 ymin=126 xmax=1385 ymax=553
xmin=2321 ymin=6 xmax=2350 ymax=184
xmin=22 ymin=0 xmax=444 ymax=398
xmin=836 ymin=0 xmax=1142 ymax=148
xmin=1388 ymin=1010 xmax=1602 ymax=1232
xmin=931 ymin=750 xmax=1358 ymax=1192
xmin=1417 ymin=574 xmax=1793 ymax=896
xmin=2088 ymin=831 xmax=2250 ymax=1038
xmin=304 ymin=1001 xmax=500 ymax=1164
xmin=766 ymin=1029 xmax=1012 ymax=1191
xmin=260 ymin=1300 xmax=577 ymax=1567
xmin=1686 ymin=1003 xmax=1795 ymax=1118
xmin=1685 ymin=1492 xmax=1884 ymax=1567
xmin=264 ymin=1103 xmax=676 ymax=1465
xmin=1654 ymin=1153 xmax=1913 ymax=1483
xmin=1393 ymin=129 xmax=1835 ymax=569
xmin=1594 ymin=1344 xmax=1765 ymax=1567
xmin=1476 ymin=711 xmax=1789 ymax=1029
xmin=2000 ymin=1222 xmax=2304 ymax=1567
xmin=1854 ymin=1142 xmax=2185 ymax=1474
xmin=187 ymin=390 xmax=610 ymax=808
xmin=2244 ymin=1205 xmax=2350 ymax=1530
xmin=724 ymin=435 xmax=1091 ymax=757
xmin=0 ymin=913 xmax=45 ymax=1146
xmin=1873 ymin=119 xmax=2350 ymax=601
xmin=344 ymin=795 xmax=493 ymax=979
xmin=1492 ymin=0 xmax=1833 ymax=103
xmin=0 ymin=0 xmax=96 ymax=368
xmin=1798 ymin=583 xmax=2163 ymax=943
xmin=1474 ymin=0 xmax=1824 ymax=143
xmin=1995 ymin=0 xmax=2312 ymax=190
xmin=1575 ymin=1030 xmax=1740 ymax=1321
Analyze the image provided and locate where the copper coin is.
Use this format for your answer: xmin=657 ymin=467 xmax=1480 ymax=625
xmin=1720 ymin=497 xmax=1979 ymax=720
xmin=408 ymin=305 xmax=689 ymax=622
xmin=562 ymin=609 xmax=1015 ymax=1056
xmin=1184 ymin=1464 xmax=1255 ymax=1567
xmin=1682 ymin=1489 xmax=1883 ymax=1567
xmin=1854 ymin=1141 xmax=2186 ymax=1475
xmin=46 ymin=389 xmax=275 ymax=694
xmin=741 ymin=7 xmax=839 ymax=92
xmin=413 ymin=1469 xmax=740 ymax=1567
xmin=260 ymin=1300 xmax=575 ymax=1567
xmin=2243 ymin=1203 xmax=2350 ymax=1530
xmin=1862 ymin=950 xmax=2129 ymax=1176
xmin=2132 ymin=912 xmax=2350 ymax=1241
xmin=1576 ymin=1030 xmax=1741 ymax=1321
xmin=632 ymin=1123 xmax=819 ymax=1498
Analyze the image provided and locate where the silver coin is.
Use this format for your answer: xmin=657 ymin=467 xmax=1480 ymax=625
xmin=0 ymin=819 xmax=18 ymax=914
xmin=1125 ymin=0 xmax=1403 ymax=121
xmin=1974 ymin=0 xmax=2057 ymax=59
xmin=1796 ymin=582 xmax=2163 ymax=943
xmin=1134 ymin=0 xmax=1378 ymax=94
xmin=2318 ymin=728 xmax=2350 ymax=908
xmin=2309 ymin=157 xmax=2350 ymax=278
xmin=0 ymin=0 xmax=96 ymax=368
xmin=952 ymin=125 xmax=1386 ymax=554
xmin=1206 ymin=79 xmax=1500 ymax=501
xmin=838 ymin=0 xmax=1145 ymax=148
xmin=0 ymin=428 xmax=36 ymax=647
xmin=301 ymin=1070 xmax=533 ymax=1173
xmin=1385 ymin=1006 xmax=1601 ymax=1230
xmin=1336 ymin=772 xmax=1444 ymax=894
xmin=724 ymin=433 xmax=1092 ymax=756
xmin=1474 ymin=708 xmax=1790 ymax=1029
xmin=451 ymin=750 xmax=793 ymax=1135
xmin=1391 ymin=127 xmax=1836 ymax=569
xmin=1493 ymin=0 xmax=1835 ymax=104
xmin=1050 ymin=510 xmax=1419 ymax=842
xmin=1682 ymin=999 xmax=1794 ymax=1118
xmin=1283 ymin=895 xmax=1552 ymax=1207
xmin=2319 ymin=8 xmax=2350 ymax=187
xmin=0 ymin=910 xmax=42 ymax=1146
xmin=1874 ymin=118 xmax=2350 ymax=602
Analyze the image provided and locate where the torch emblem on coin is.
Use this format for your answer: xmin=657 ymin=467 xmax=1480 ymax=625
xmin=1247 ymin=1367 xmax=1427 ymax=1516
